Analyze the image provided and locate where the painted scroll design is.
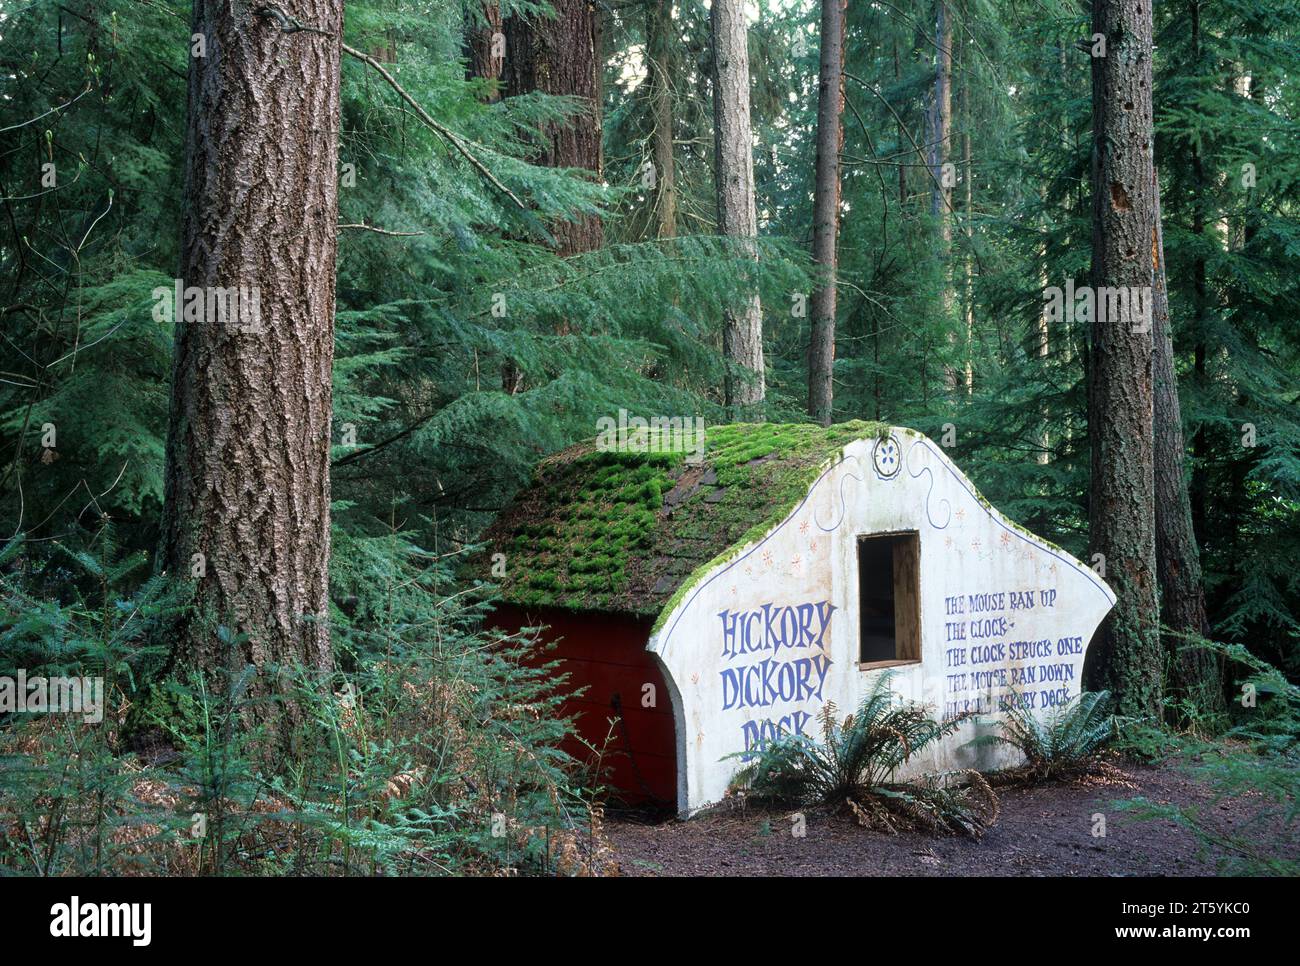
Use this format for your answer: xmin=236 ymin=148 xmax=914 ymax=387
xmin=905 ymin=437 xmax=953 ymax=530
xmin=911 ymin=437 xmax=1116 ymax=606
xmin=812 ymin=456 xmax=863 ymax=533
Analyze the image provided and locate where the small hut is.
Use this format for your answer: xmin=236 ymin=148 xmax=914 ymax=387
xmin=485 ymin=422 xmax=1115 ymax=816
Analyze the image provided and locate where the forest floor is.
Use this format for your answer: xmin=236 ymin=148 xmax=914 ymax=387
xmin=605 ymin=761 xmax=1298 ymax=876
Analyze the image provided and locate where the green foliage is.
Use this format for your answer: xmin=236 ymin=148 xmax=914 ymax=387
xmin=727 ymin=674 xmax=998 ymax=837
xmin=3 ymin=0 xmax=1295 ymax=676
xmin=973 ymin=690 xmax=1118 ymax=780
xmin=0 ymin=530 xmax=181 ymax=693
xmin=0 ymin=530 xmax=186 ymax=874
xmin=0 ymin=524 xmax=614 ymax=875
xmin=1202 ymin=639 xmax=1300 ymax=752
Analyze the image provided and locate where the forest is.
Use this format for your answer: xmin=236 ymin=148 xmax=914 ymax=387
xmin=0 ymin=0 xmax=1297 ymax=885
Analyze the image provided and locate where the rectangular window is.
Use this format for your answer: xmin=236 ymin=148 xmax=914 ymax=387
xmin=857 ymin=532 xmax=921 ymax=667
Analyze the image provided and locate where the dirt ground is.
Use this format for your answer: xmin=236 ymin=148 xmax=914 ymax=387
xmin=605 ymin=763 xmax=1298 ymax=876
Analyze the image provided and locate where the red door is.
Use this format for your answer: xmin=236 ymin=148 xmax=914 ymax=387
xmin=488 ymin=605 xmax=677 ymax=808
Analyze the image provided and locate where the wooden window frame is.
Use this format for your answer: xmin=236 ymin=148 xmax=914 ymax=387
xmin=855 ymin=531 xmax=922 ymax=671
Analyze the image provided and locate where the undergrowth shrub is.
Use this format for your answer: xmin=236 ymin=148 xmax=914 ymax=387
xmin=727 ymin=675 xmax=998 ymax=838
xmin=972 ymin=689 xmax=1118 ymax=781
xmin=0 ymin=525 xmax=613 ymax=876
xmin=1114 ymin=640 xmax=1300 ymax=876
xmin=0 ymin=530 xmax=187 ymax=874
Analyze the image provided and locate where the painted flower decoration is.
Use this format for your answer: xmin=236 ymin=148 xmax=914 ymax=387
xmin=873 ymin=435 xmax=902 ymax=479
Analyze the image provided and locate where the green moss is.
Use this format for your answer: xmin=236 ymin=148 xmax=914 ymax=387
xmin=485 ymin=420 xmax=891 ymax=618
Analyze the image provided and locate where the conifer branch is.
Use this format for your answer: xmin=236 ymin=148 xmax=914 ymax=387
xmin=337 ymin=222 xmax=425 ymax=237
xmin=253 ymin=6 xmax=527 ymax=213
xmin=339 ymin=43 xmax=527 ymax=213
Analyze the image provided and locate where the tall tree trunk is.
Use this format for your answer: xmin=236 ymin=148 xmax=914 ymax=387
xmin=894 ymin=35 xmax=906 ymax=205
xmin=807 ymin=0 xmax=845 ymax=426
xmin=1036 ymin=248 xmax=1052 ymax=464
xmin=961 ymin=49 xmax=974 ymax=393
xmin=502 ymin=0 xmax=603 ymax=255
xmin=1151 ymin=171 xmax=1224 ymax=715
xmin=928 ymin=1 xmax=952 ymax=224
xmin=711 ymin=0 xmax=765 ymax=414
xmin=872 ymin=308 xmax=883 ymax=420
xmin=161 ymin=1 xmax=342 ymax=732
xmin=500 ymin=0 xmax=603 ymax=391
xmin=1188 ymin=0 xmax=1208 ymax=547
xmin=1083 ymin=0 xmax=1163 ymax=717
xmin=466 ymin=2 xmax=504 ymax=102
xmin=1036 ymin=42 xmax=1068 ymax=464
xmin=646 ymin=0 xmax=677 ymax=239
xmin=930 ymin=0 xmax=955 ymax=386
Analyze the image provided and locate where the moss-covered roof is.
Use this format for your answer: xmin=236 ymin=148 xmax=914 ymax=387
xmin=485 ymin=420 xmax=890 ymax=620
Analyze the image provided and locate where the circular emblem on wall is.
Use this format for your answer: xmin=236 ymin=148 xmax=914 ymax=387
xmin=872 ymin=434 xmax=902 ymax=479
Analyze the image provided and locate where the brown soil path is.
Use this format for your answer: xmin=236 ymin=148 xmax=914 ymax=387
xmin=607 ymin=764 xmax=1296 ymax=876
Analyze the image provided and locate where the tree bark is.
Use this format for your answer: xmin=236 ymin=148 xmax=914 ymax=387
xmin=465 ymin=2 xmax=504 ymax=102
xmin=1188 ymin=0 xmax=1208 ymax=547
xmin=929 ymin=1 xmax=952 ymax=225
xmin=807 ymin=0 xmax=845 ymax=426
xmin=1151 ymin=172 xmax=1224 ymax=714
xmin=1036 ymin=248 xmax=1052 ymax=464
xmin=930 ymin=0 xmax=955 ymax=387
xmin=499 ymin=0 xmax=602 ymax=392
xmin=1083 ymin=0 xmax=1163 ymax=717
xmin=961 ymin=46 xmax=974 ymax=393
xmin=502 ymin=0 xmax=603 ymax=255
xmin=894 ymin=35 xmax=906 ymax=205
xmin=711 ymin=0 xmax=765 ymax=414
xmin=646 ymin=0 xmax=677 ymax=239
xmin=161 ymin=1 xmax=342 ymax=727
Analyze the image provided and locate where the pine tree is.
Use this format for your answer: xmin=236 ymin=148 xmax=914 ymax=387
xmin=807 ymin=0 xmax=845 ymax=427
xmin=465 ymin=2 xmax=505 ymax=102
xmin=1084 ymin=0 xmax=1163 ymax=717
xmin=160 ymin=1 xmax=344 ymax=732
xmin=931 ymin=0 xmax=955 ymax=387
xmin=711 ymin=0 xmax=765 ymax=414
xmin=1151 ymin=174 xmax=1223 ymax=714
xmin=646 ymin=0 xmax=678 ymax=240
xmin=503 ymin=0 xmax=604 ymax=255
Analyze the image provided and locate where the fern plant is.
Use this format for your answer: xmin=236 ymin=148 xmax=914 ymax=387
xmin=973 ymin=690 xmax=1117 ymax=780
xmin=728 ymin=675 xmax=998 ymax=838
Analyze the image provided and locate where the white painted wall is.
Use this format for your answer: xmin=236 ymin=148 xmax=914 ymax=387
xmin=647 ymin=428 xmax=1116 ymax=816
